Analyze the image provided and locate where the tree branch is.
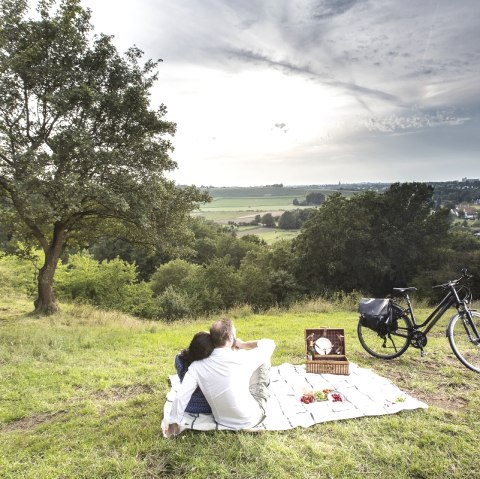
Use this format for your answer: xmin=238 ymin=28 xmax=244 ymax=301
xmin=0 ymin=151 xmax=14 ymax=167
xmin=7 ymin=188 xmax=49 ymax=252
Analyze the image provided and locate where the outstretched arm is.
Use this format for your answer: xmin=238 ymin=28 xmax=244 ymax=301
xmin=234 ymin=338 xmax=259 ymax=350
xmin=164 ymin=369 xmax=198 ymax=438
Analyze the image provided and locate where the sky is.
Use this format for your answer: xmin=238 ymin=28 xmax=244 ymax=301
xmin=79 ymin=0 xmax=479 ymax=186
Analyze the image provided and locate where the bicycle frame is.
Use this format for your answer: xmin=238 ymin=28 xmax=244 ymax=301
xmin=403 ymin=281 xmax=479 ymax=340
xmin=403 ymin=289 xmax=458 ymax=334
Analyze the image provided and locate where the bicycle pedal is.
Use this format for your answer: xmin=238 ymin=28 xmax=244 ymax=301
xmin=420 ymin=351 xmax=427 ymax=357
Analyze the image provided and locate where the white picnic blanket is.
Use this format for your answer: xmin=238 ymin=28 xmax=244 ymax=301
xmin=162 ymin=362 xmax=427 ymax=433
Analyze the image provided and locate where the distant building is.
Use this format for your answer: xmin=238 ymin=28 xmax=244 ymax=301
xmin=462 ymin=177 xmax=479 ymax=182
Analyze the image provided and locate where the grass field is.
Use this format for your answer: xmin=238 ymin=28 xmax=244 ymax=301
xmin=200 ymin=196 xmax=304 ymax=211
xmin=237 ymin=226 xmax=300 ymax=243
xmin=203 ymin=187 xmax=357 ymax=199
xmin=195 ymin=186 xmax=355 ymax=227
xmin=1 ymin=294 xmax=479 ymax=478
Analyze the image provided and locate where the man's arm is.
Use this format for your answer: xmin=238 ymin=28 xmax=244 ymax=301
xmin=164 ymin=369 xmax=198 ymax=438
xmin=235 ymin=338 xmax=276 ymax=368
xmin=234 ymin=338 xmax=259 ymax=350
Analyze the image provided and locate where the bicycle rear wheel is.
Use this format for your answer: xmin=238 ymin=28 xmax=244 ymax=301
xmin=447 ymin=311 xmax=480 ymax=373
xmin=357 ymin=315 xmax=412 ymax=359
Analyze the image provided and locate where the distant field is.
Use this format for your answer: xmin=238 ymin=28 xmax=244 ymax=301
xmin=194 ymin=186 xmax=355 ymax=237
xmin=236 ymin=226 xmax=300 ymax=243
xmin=203 ymin=186 xmax=357 ymax=198
xmin=200 ymin=196 xmax=303 ymax=211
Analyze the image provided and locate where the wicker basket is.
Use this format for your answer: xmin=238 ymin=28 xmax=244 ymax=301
xmin=305 ymin=328 xmax=350 ymax=375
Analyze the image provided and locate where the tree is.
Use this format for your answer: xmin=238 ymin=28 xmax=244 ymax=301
xmin=294 ymin=184 xmax=451 ymax=295
xmin=305 ymin=191 xmax=325 ymax=205
xmin=0 ymin=0 xmax=208 ymax=313
xmin=261 ymin=213 xmax=276 ymax=228
xmin=278 ymin=210 xmax=297 ymax=230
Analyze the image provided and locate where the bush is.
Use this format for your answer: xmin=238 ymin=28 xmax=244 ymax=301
xmin=121 ymin=281 xmax=159 ymax=319
xmin=157 ymin=285 xmax=192 ymax=321
xmin=150 ymin=259 xmax=199 ymax=295
xmin=56 ymin=252 xmax=152 ymax=314
xmin=238 ymin=264 xmax=274 ymax=310
xmin=0 ymin=251 xmax=41 ymax=296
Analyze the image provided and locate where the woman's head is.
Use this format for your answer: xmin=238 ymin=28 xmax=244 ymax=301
xmin=182 ymin=331 xmax=214 ymax=367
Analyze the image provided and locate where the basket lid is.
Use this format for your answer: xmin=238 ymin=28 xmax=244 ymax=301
xmin=305 ymin=328 xmax=346 ymax=355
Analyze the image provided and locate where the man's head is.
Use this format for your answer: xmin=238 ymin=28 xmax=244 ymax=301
xmin=210 ymin=318 xmax=235 ymax=348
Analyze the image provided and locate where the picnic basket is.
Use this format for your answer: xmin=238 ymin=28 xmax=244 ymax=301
xmin=305 ymin=328 xmax=350 ymax=375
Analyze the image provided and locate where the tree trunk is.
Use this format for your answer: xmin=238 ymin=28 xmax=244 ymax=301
xmin=34 ymin=259 xmax=59 ymax=314
xmin=33 ymin=224 xmax=66 ymax=315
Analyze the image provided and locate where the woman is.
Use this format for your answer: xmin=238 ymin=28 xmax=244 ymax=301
xmin=175 ymin=331 xmax=214 ymax=414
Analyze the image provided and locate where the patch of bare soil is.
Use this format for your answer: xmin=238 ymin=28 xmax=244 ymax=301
xmin=384 ymin=367 xmax=472 ymax=411
xmin=93 ymin=383 xmax=154 ymax=402
xmin=1 ymin=410 xmax=67 ymax=432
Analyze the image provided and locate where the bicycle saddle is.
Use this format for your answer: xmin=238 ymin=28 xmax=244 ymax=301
xmin=392 ymin=287 xmax=417 ymax=294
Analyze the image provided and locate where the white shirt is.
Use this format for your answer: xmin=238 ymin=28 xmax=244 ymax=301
xmin=170 ymin=339 xmax=275 ymax=429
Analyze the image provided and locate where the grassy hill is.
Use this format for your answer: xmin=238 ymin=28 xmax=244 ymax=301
xmin=1 ymin=295 xmax=479 ymax=478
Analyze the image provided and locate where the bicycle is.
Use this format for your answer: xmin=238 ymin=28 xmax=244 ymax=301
xmin=357 ymin=270 xmax=480 ymax=373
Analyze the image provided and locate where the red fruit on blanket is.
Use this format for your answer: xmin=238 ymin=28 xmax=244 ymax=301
xmin=331 ymin=393 xmax=343 ymax=402
xmin=300 ymin=393 xmax=315 ymax=404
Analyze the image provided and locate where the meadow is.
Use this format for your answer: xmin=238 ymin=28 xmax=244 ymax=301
xmin=196 ymin=186 xmax=354 ymax=218
xmin=1 ymin=294 xmax=479 ymax=478
xmin=194 ymin=186 xmax=352 ymax=242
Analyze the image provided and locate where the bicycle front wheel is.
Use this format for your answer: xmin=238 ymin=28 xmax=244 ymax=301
xmin=357 ymin=315 xmax=412 ymax=359
xmin=447 ymin=311 xmax=480 ymax=373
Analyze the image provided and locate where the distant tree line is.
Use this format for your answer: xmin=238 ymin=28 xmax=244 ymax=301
xmin=2 ymin=182 xmax=479 ymax=321
xmin=293 ymin=192 xmax=326 ymax=206
xmin=431 ymin=181 xmax=480 ymax=207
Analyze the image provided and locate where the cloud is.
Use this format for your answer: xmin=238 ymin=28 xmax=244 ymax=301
xmin=274 ymin=123 xmax=288 ymax=133
xmin=311 ymin=0 xmax=364 ymax=20
xmin=226 ymin=48 xmax=404 ymax=110
xmin=363 ymin=111 xmax=471 ymax=134
xmin=80 ymin=0 xmax=480 ymax=185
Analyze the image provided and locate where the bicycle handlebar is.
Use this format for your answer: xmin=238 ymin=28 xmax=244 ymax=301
xmin=432 ymin=269 xmax=473 ymax=290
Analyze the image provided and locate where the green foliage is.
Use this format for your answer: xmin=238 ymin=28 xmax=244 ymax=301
xmin=278 ymin=210 xmax=297 ymax=230
xmin=150 ymin=259 xmax=199 ymax=295
xmin=278 ymin=208 xmax=313 ymax=230
xmin=261 ymin=213 xmax=276 ymax=228
xmin=0 ymin=0 xmax=208 ymax=313
xmin=305 ymin=191 xmax=325 ymax=205
xmin=0 ymin=252 xmax=39 ymax=296
xmin=55 ymin=251 xmax=158 ymax=317
xmin=201 ymin=258 xmax=242 ymax=310
xmin=238 ymin=264 xmax=274 ymax=309
xmin=156 ymin=285 xmax=192 ymax=321
xmin=294 ymin=184 xmax=453 ymax=296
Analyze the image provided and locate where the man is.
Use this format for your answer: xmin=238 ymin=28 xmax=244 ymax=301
xmin=164 ymin=318 xmax=275 ymax=437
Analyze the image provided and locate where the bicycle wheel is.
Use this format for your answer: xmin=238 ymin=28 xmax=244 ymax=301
xmin=447 ymin=311 xmax=480 ymax=373
xmin=357 ymin=315 xmax=412 ymax=359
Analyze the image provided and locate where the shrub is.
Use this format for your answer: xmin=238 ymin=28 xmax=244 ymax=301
xmin=0 ymin=251 xmax=41 ymax=296
xmin=157 ymin=285 xmax=192 ymax=321
xmin=150 ymin=259 xmax=199 ymax=295
xmin=56 ymin=252 xmax=147 ymax=313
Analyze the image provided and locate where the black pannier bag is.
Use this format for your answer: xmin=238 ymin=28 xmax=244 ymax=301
xmin=358 ymin=298 xmax=398 ymax=334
